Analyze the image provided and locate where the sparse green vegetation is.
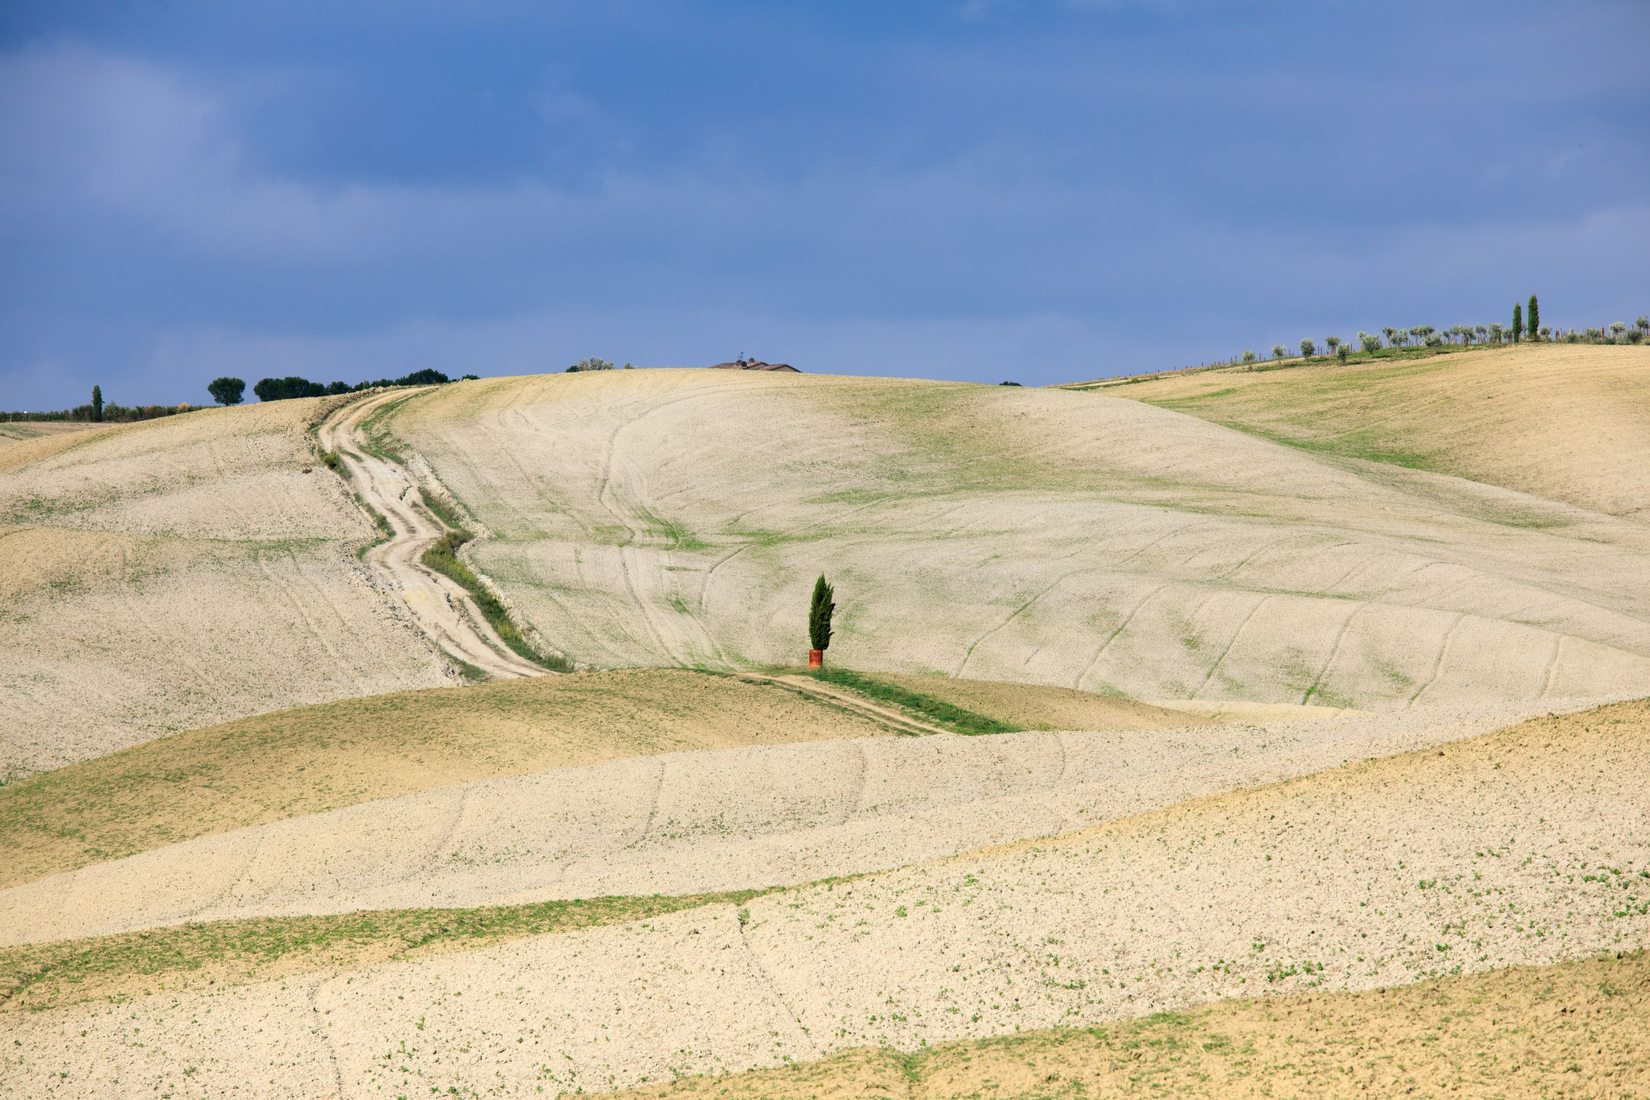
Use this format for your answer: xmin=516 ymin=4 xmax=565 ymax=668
xmin=0 ymin=890 xmax=771 ymax=1012
xmin=809 ymin=668 xmax=1016 ymax=735
xmin=610 ymin=951 xmax=1650 ymax=1099
xmin=0 ymin=668 xmax=902 ymax=888
xmin=421 ymin=529 xmax=572 ymax=671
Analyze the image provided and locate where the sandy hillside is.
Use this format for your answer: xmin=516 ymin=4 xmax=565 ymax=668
xmin=0 ymin=696 xmax=1568 ymax=945
xmin=0 ymin=398 xmax=452 ymax=776
xmin=0 ymin=668 xmax=919 ymax=889
xmin=608 ymin=950 xmax=1649 ymax=1099
xmin=862 ymin=670 xmax=1356 ymax=728
xmin=2 ymin=699 xmax=1643 ymax=1097
xmin=1096 ymin=344 xmax=1650 ymax=518
xmin=387 ymin=367 xmax=1650 ymax=709
xmin=0 ymin=421 xmax=108 ymax=449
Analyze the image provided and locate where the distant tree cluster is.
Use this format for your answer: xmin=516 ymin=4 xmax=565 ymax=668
xmin=564 ymin=358 xmax=634 ymax=372
xmin=2 ymin=385 xmax=204 ymax=423
xmin=1195 ymin=296 xmax=1647 ymax=373
xmin=248 ymin=367 xmax=454 ymax=403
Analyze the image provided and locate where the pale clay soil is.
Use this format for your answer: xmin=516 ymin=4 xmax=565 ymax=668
xmin=0 ymin=669 xmax=924 ymax=891
xmin=608 ymin=951 xmax=1650 ymax=1098
xmin=1107 ymin=343 xmax=1650 ymax=519
xmin=0 ymin=398 xmax=452 ymax=776
xmin=392 ymin=359 xmax=1650 ymax=710
xmin=2 ymin=700 xmax=1644 ymax=1097
xmin=0 ymin=697 xmax=1572 ymax=946
xmin=6 ymin=352 xmax=1649 ymax=769
xmin=4 ymin=352 xmax=1649 ymax=1096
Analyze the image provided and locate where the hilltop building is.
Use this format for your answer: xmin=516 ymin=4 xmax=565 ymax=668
xmin=711 ymin=356 xmax=800 ymax=372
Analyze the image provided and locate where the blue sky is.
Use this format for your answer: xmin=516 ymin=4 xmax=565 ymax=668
xmin=2 ymin=0 xmax=1647 ymax=408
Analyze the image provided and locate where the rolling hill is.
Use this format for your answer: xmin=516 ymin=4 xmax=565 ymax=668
xmin=3 ymin=343 xmax=1647 ymax=1098
xmin=1085 ymin=344 xmax=1650 ymax=518
xmin=0 ymin=399 xmax=451 ymax=777
xmin=388 ymin=356 xmax=1650 ymax=709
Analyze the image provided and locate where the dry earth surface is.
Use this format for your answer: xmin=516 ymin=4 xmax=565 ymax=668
xmin=0 ymin=695 xmax=1562 ymax=945
xmin=0 ymin=399 xmax=451 ymax=776
xmin=5 ymin=349 xmax=1648 ymax=1097
xmin=1 ymin=700 xmax=1644 ymax=1096
xmin=0 ymin=669 xmax=908 ymax=889
xmin=389 ymin=353 xmax=1650 ymax=710
xmin=0 ymin=422 xmax=109 ymax=448
xmin=1095 ymin=344 xmax=1650 ymax=519
xmin=606 ymin=950 xmax=1650 ymax=1099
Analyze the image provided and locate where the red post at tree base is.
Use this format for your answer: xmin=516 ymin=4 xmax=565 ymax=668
xmin=808 ymin=649 xmax=824 ymax=669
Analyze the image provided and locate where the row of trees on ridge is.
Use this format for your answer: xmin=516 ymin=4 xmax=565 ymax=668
xmin=1232 ymin=298 xmax=1647 ymax=368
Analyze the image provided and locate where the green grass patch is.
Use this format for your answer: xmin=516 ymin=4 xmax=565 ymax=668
xmin=421 ymin=530 xmax=572 ymax=671
xmin=1200 ymin=419 xmax=1435 ymax=471
xmin=418 ymin=489 xmax=470 ymax=533
xmin=0 ymin=889 xmax=769 ymax=1012
xmin=355 ymin=394 xmax=417 ymax=463
xmin=809 ymin=668 xmax=1017 ymax=735
xmin=638 ymin=507 xmax=710 ymax=551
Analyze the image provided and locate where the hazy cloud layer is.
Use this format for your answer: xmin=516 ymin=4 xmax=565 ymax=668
xmin=2 ymin=1 xmax=1646 ymax=407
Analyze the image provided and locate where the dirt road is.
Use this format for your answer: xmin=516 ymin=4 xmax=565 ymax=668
xmin=316 ymin=391 xmax=545 ymax=679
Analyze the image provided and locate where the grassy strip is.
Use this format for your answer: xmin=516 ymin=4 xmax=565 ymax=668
xmin=418 ymin=487 xmax=469 ymax=532
xmin=422 ymin=529 xmax=573 ymax=671
xmin=810 ymin=668 xmax=1017 ymax=735
xmin=0 ymin=889 xmax=769 ymax=1012
xmin=1194 ymin=418 xmax=1435 ymax=471
xmin=1064 ymin=340 xmax=1499 ymax=390
xmin=356 ymin=393 xmax=416 ymax=462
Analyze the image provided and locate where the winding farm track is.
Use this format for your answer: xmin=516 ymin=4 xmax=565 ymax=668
xmin=316 ymin=390 xmax=545 ymax=680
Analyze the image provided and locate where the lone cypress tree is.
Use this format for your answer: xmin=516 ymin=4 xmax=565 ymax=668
xmin=1512 ymin=302 xmax=1523 ymax=343
xmin=808 ymin=574 xmax=835 ymax=664
xmin=91 ymin=385 xmax=103 ymax=423
xmin=1527 ymin=294 xmax=1539 ymax=341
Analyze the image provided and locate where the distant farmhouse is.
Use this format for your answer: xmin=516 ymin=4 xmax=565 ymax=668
xmin=711 ymin=356 xmax=800 ymax=372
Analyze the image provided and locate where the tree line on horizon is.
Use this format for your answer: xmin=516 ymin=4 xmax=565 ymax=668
xmin=0 ymin=383 xmax=197 ymax=424
xmin=237 ymin=367 xmax=468 ymax=404
xmin=1227 ymin=298 xmax=1648 ymax=370
xmin=2 ymin=368 xmax=477 ymax=422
